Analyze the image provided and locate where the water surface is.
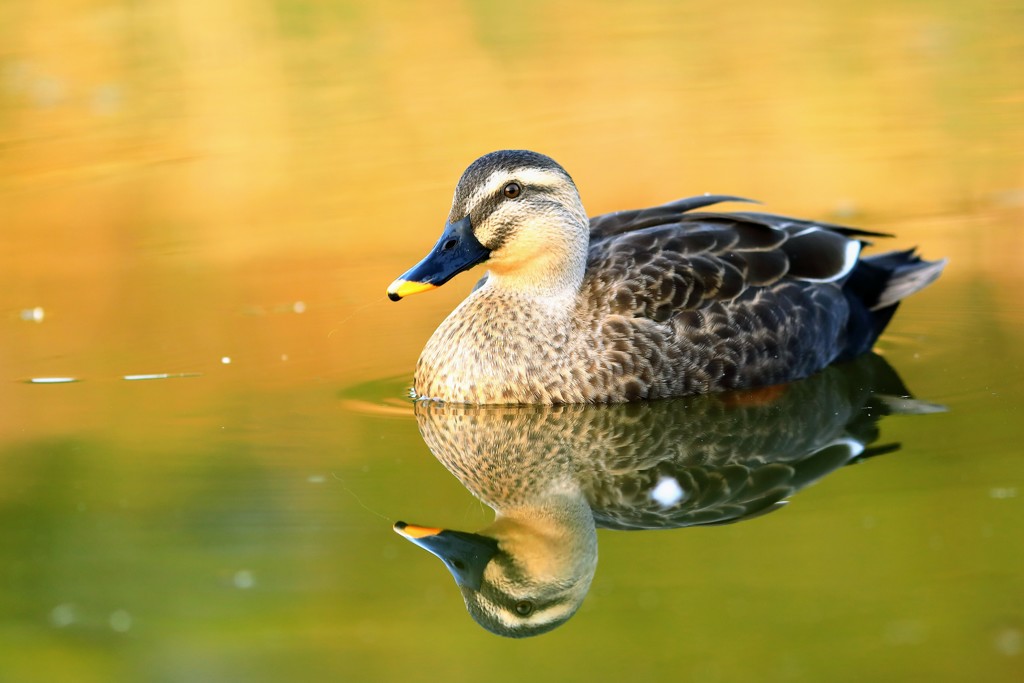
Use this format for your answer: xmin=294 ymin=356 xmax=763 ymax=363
xmin=2 ymin=1 xmax=1023 ymax=681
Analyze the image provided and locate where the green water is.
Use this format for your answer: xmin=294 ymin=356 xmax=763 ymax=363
xmin=3 ymin=0 xmax=1023 ymax=681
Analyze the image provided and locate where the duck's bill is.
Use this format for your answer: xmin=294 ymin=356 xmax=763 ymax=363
xmin=387 ymin=216 xmax=490 ymax=301
xmin=393 ymin=521 xmax=499 ymax=590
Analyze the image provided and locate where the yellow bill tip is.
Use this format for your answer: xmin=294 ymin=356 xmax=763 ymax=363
xmin=387 ymin=279 xmax=437 ymax=301
xmin=393 ymin=521 xmax=443 ymax=539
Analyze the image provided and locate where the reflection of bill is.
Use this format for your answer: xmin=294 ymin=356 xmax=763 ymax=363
xmin=394 ymin=353 xmax=944 ymax=637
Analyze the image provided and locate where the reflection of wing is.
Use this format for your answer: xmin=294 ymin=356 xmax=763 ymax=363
xmin=415 ymin=353 xmax=937 ymax=529
xmin=562 ymin=352 xmax=909 ymax=529
xmin=588 ymin=439 xmax=863 ymax=530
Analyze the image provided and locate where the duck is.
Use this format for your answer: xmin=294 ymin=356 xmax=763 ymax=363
xmin=387 ymin=150 xmax=946 ymax=404
xmin=392 ymin=353 xmax=945 ymax=637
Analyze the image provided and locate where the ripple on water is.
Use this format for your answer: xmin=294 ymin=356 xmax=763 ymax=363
xmin=337 ymin=375 xmax=417 ymax=418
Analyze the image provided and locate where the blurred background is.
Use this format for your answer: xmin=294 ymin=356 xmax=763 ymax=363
xmin=1 ymin=0 xmax=1022 ymax=681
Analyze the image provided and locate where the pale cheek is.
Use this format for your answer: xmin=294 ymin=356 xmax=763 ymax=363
xmin=485 ymin=251 xmax=523 ymax=274
xmin=486 ymin=235 xmax=552 ymax=273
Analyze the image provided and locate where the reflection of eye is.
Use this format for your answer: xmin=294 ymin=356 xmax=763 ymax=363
xmin=503 ymin=182 xmax=522 ymax=199
xmin=514 ymin=600 xmax=534 ymax=616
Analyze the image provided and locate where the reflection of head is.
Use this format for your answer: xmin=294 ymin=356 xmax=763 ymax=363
xmin=396 ymin=492 xmax=599 ymax=638
xmin=457 ymin=544 xmax=593 ymax=638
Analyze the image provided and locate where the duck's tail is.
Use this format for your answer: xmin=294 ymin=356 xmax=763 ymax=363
xmin=839 ymin=249 xmax=947 ymax=360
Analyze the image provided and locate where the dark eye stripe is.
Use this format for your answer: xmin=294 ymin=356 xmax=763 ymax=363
xmin=493 ymin=181 xmax=559 ymax=200
xmin=460 ymin=178 xmax=564 ymax=250
xmin=477 ymin=582 xmax=574 ymax=619
xmin=477 ymin=554 xmax=575 ymax=615
xmin=479 ymin=181 xmax=559 ymax=216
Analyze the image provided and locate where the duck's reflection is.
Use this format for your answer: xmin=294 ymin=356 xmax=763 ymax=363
xmin=394 ymin=353 xmax=941 ymax=637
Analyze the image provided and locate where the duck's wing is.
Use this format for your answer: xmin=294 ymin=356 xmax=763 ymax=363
xmin=588 ymin=195 xmax=757 ymax=239
xmin=584 ymin=198 xmax=889 ymax=318
xmin=588 ymin=195 xmax=889 ymax=241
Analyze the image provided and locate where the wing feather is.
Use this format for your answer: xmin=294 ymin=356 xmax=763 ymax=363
xmin=584 ymin=196 xmax=875 ymax=321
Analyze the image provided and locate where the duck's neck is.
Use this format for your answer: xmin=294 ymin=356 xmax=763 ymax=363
xmin=482 ymin=212 xmax=589 ymax=300
xmin=485 ymin=489 xmax=598 ymax=588
xmin=476 ymin=272 xmax=580 ymax=316
xmin=484 ymin=264 xmax=584 ymax=306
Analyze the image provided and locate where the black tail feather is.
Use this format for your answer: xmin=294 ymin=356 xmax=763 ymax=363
xmin=839 ymin=249 xmax=946 ymax=359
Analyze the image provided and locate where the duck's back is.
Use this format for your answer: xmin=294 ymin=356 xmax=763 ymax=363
xmin=574 ymin=196 xmax=944 ymax=400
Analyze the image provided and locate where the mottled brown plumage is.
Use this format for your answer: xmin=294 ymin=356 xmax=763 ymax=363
xmin=389 ymin=150 xmax=946 ymax=404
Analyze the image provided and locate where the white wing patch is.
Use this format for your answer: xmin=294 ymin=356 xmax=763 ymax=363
xmin=796 ymin=233 xmax=862 ymax=283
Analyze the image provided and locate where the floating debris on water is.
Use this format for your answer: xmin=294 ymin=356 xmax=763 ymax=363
xmin=221 ymin=356 xmax=232 ymax=365
xmin=123 ymin=373 xmax=201 ymax=381
xmin=19 ymin=306 xmax=45 ymax=322
xmin=241 ymin=301 xmax=308 ymax=316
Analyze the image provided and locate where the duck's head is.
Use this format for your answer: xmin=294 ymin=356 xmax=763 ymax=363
xmin=393 ymin=513 xmax=596 ymax=638
xmin=387 ymin=150 xmax=589 ymax=301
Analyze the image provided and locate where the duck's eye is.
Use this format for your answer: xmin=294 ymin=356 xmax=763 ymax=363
xmin=514 ymin=600 xmax=534 ymax=617
xmin=503 ymin=182 xmax=522 ymax=199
